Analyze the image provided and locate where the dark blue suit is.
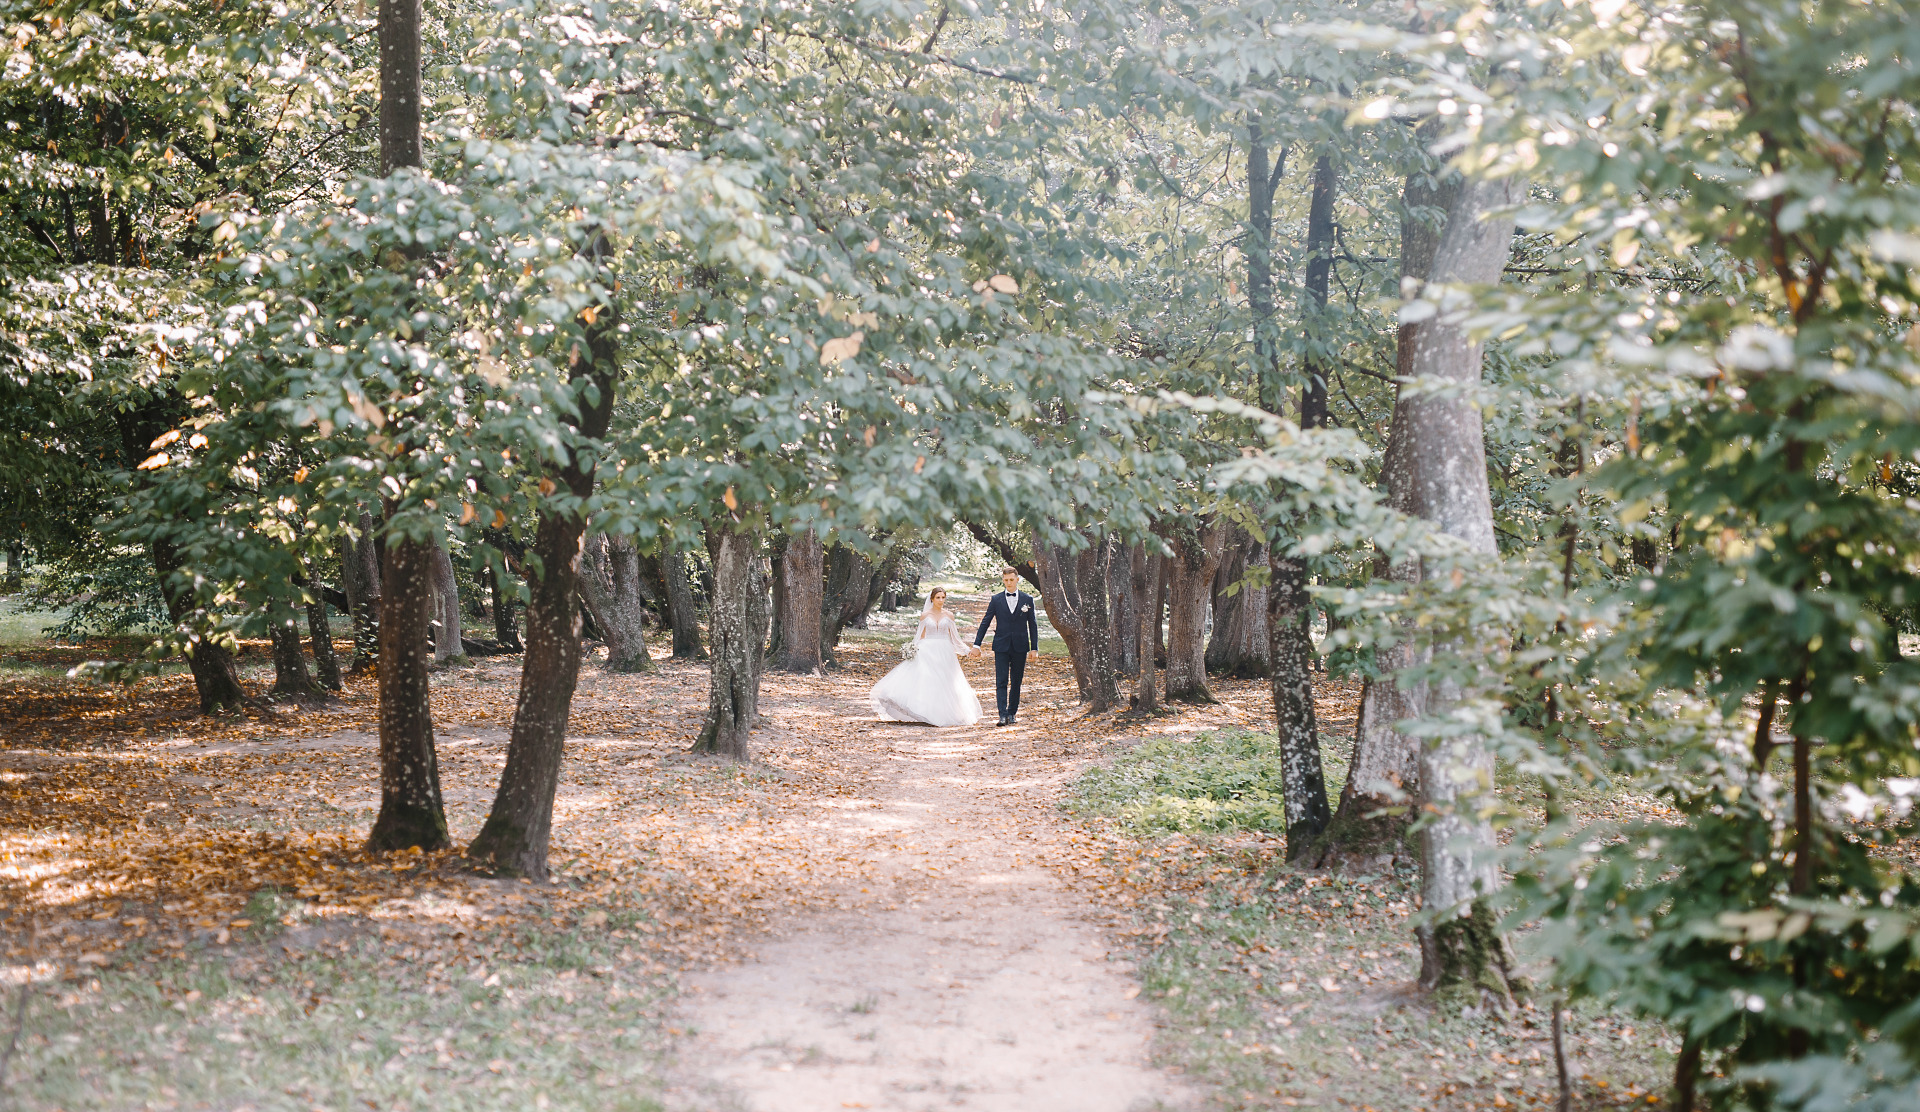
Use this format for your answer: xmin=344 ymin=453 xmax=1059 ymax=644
xmin=974 ymin=591 xmax=1039 ymax=721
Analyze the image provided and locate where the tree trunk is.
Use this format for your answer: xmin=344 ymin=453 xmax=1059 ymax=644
xmin=269 ymin=602 xmax=328 ymax=703
xmin=1154 ymin=567 xmax=1169 ymax=668
xmin=866 ymin=542 xmax=903 ymax=629
xmin=377 ymin=0 xmax=423 ymax=176
xmin=151 ymin=536 xmax=250 ymax=714
xmin=1131 ymin=543 xmax=1160 ymax=712
xmin=1163 ymin=521 xmax=1224 ymax=703
xmin=766 ymin=534 xmax=787 ymax=661
xmin=1269 ymin=553 xmax=1330 ymax=860
xmin=661 ymin=548 xmax=703 ymax=659
xmin=1113 ymin=543 xmax=1139 ymax=678
xmin=820 ymin=540 xmax=874 ymax=660
xmin=1300 ymin=153 xmax=1338 ymax=430
xmin=1206 ymin=527 xmax=1270 ymax=678
xmin=1317 ymin=165 xmax=1459 ymax=871
xmin=692 ymin=519 xmax=762 ymax=760
xmin=428 ymin=540 xmax=463 ymax=664
xmin=578 ymin=533 xmax=654 ymax=672
xmin=306 ymin=586 xmax=343 ymax=691
xmin=774 ymin=528 xmax=823 ymax=673
xmin=465 ymin=280 xmax=621 ymax=878
xmin=366 ymin=533 xmax=450 ymax=852
xmin=343 ymin=514 xmax=383 ymax=671
xmin=1031 ymin=532 xmax=1121 ymax=712
xmin=1395 ymin=170 xmax=1526 ymax=1000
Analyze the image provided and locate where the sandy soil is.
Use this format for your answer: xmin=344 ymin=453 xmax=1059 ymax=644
xmin=666 ymin=643 xmax=1195 ymax=1112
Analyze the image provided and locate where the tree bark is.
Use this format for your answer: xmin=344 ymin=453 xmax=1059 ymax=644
xmin=1163 ymin=521 xmax=1225 ymax=703
xmin=1113 ymin=543 xmax=1139 ymax=678
xmin=1394 ymin=171 xmax=1526 ymax=1000
xmin=483 ymin=527 xmax=522 ymax=651
xmin=578 ymin=533 xmax=654 ymax=672
xmin=269 ymin=600 xmax=328 ymax=703
xmin=1318 ymin=166 xmax=1461 ymax=870
xmin=429 ymin=540 xmax=463 ymax=664
xmin=661 ymin=547 xmax=703 ymax=659
xmin=1131 ymin=543 xmax=1160 ymax=712
xmin=377 ymin=0 xmax=423 ymax=176
xmin=306 ymin=584 xmax=342 ymax=691
xmin=465 ymin=290 xmax=621 ymax=879
xmin=343 ymin=513 xmax=383 ymax=672
xmin=1269 ymin=553 xmax=1330 ymax=860
xmin=1154 ymin=566 xmax=1169 ymax=668
xmin=692 ymin=518 xmax=763 ymax=760
xmin=820 ymin=540 xmax=874 ymax=659
xmin=366 ymin=532 xmax=450 ymax=851
xmin=766 ymin=535 xmax=786 ymax=662
xmin=1206 ymin=527 xmax=1270 ymax=678
xmin=151 ymin=535 xmax=250 ymax=714
xmin=1031 ymin=532 xmax=1121 ymax=712
xmin=773 ymin=528 xmax=823 ymax=673
xmin=1300 ymin=153 xmax=1338 ymax=430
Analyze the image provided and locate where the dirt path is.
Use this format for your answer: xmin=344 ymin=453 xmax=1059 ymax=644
xmin=666 ymin=657 xmax=1196 ymax=1112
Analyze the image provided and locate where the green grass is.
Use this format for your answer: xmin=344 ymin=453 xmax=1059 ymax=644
xmin=0 ymin=597 xmax=66 ymax=647
xmin=12 ymin=911 xmax=675 ymax=1112
xmin=1068 ymin=728 xmax=1677 ymax=1110
xmin=1069 ymin=728 xmax=1353 ymax=839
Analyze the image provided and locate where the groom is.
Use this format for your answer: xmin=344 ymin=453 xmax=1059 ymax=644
xmin=974 ymin=567 xmax=1039 ymax=727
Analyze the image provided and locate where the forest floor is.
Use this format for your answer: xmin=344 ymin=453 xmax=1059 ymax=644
xmin=2 ymin=590 xmax=1677 ymax=1111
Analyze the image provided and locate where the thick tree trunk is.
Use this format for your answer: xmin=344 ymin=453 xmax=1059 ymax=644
xmin=661 ymin=548 xmax=703 ymax=659
xmin=1382 ymin=169 xmax=1526 ymax=999
xmin=461 ymin=356 xmax=609 ymax=874
xmin=368 ymin=0 xmax=433 ymax=852
xmin=465 ymin=288 xmax=621 ymax=879
xmin=366 ymin=533 xmax=450 ymax=851
xmin=774 ymin=528 xmax=823 ymax=673
xmin=1318 ymin=166 xmax=1458 ymax=870
xmin=1163 ymin=521 xmax=1224 ymax=703
xmin=343 ymin=514 xmax=383 ymax=671
xmin=692 ymin=519 xmax=762 ymax=760
xmin=1269 ymin=554 xmax=1330 ymax=860
xmin=306 ymin=588 xmax=342 ymax=691
xmin=429 ymin=540 xmax=463 ymax=664
xmin=1031 ymin=532 xmax=1121 ymax=712
xmin=152 ymin=536 xmax=250 ymax=714
xmin=269 ymin=605 xmax=328 ymax=703
xmin=1131 ymin=543 xmax=1160 ymax=712
xmin=578 ymin=533 xmax=654 ymax=673
xmin=1206 ymin=527 xmax=1270 ymax=678
xmin=865 ymin=542 xmax=903 ymax=629
xmin=464 ymin=507 xmax=591 ymax=877
xmin=821 ymin=540 xmax=874 ymax=659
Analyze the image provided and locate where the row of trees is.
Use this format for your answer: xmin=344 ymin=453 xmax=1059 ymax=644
xmin=7 ymin=0 xmax=1920 ymax=1104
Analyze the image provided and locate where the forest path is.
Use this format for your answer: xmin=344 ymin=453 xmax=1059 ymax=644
xmin=663 ymin=651 xmax=1196 ymax=1112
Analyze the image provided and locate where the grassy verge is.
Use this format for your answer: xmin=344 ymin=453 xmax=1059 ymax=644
xmin=1067 ymin=728 xmax=1678 ymax=1111
xmin=10 ymin=901 xmax=675 ymax=1112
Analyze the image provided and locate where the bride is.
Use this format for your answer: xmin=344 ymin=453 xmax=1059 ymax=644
xmin=870 ymin=588 xmax=984 ymax=727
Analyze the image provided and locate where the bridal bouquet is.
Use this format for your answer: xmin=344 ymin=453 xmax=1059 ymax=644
xmin=899 ymin=640 xmax=919 ymax=661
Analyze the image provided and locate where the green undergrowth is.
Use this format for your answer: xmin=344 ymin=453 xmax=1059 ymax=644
xmin=12 ymin=911 xmax=673 ymax=1112
xmin=1070 ymin=729 xmax=1677 ymax=1111
xmin=1069 ymin=728 xmax=1343 ymax=838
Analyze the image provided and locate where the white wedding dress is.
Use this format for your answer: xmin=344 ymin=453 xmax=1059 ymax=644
xmin=870 ymin=612 xmax=984 ymax=726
